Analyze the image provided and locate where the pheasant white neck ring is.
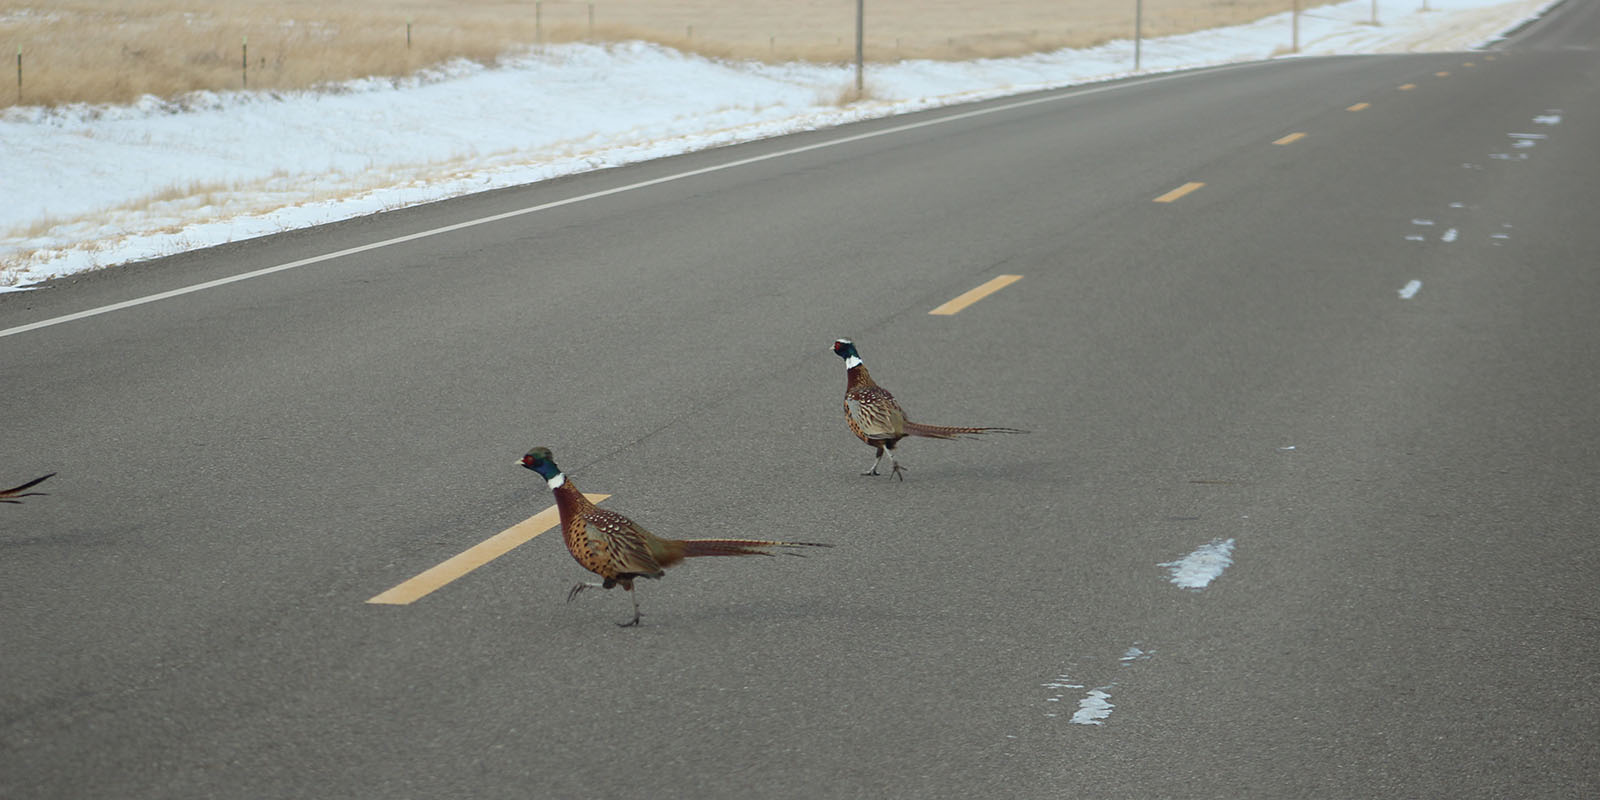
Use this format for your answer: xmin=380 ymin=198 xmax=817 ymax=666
xmin=546 ymin=473 xmax=567 ymax=489
xmin=844 ymin=355 xmax=863 ymax=369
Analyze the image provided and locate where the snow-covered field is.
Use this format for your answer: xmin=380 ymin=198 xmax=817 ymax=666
xmin=0 ymin=0 xmax=1558 ymax=290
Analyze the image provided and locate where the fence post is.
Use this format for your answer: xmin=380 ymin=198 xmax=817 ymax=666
xmin=855 ymin=0 xmax=864 ymax=94
xmin=1293 ymin=0 xmax=1300 ymax=53
xmin=1134 ymin=0 xmax=1143 ymax=71
xmin=407 ymin=19 xmax=413 ymax=48
xmin=242 ymin=35 xmax=248 ymax=88
xmin=15 ymin=46 xmax=20 ymax=105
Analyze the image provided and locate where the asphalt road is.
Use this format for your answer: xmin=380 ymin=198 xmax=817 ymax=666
xmin=3 ymin=4 xmax=1598 ymax=797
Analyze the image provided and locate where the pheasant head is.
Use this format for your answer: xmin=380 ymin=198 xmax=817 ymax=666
xmin=519 ymin=446 xmax=565 ymax=487
xmin=832 ymin=338 xmax=863 ymax=368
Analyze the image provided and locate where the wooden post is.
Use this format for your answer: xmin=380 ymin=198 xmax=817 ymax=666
xmin=1293 ymin=0 xmax=1300 ymax=53
xmin=242 ymin=35 xmax=248 ymax=88
xmin=407 ymin=19 xmax=413 ymax=48
xmin=15 ymin=46 xmax=20 ymax=105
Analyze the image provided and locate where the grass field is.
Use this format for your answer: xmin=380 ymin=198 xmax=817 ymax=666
xmin=2 ymin=0 xmax=1327 ymax=108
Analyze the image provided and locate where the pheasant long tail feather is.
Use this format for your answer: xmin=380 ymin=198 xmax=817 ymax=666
xmin=677 ymin=538 xmax=834 ymax=559
xmin=0 ymin=472 xmax=55 ymax=501
xmin=902 ymin=421 xmax=1029 ymax=440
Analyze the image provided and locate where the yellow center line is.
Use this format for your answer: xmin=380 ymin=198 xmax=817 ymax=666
xmin=929 ymin=274 xmax=1023 ymax=315
xmin=1347 ymin=102 xmax=1371 ymax=111
xmin=1398 ymin=83 xmax=1417 ymax=91
xmin=1273 ymin=132 xmax=1307 ymax=146
xmin=1463 ymin=62 xmax=1475 ymax=68
xmin=1435 ymin=71 xmax=1450 ymax=77
xmin=1153 ymin=181 xmax=1205 ymax=203
xmin=367 ymin=492 xmax=609 ymax=605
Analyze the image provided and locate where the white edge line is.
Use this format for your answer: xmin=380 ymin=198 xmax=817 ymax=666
xmin=2 ymin=64 xmax=1251 ymax=340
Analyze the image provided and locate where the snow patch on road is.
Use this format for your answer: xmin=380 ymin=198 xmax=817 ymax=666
xmin=1160 ymin=538 xmax=1237 ymax=590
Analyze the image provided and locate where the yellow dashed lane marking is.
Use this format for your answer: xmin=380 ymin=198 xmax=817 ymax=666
xmin=1464 ymin=62 xmax=1476 ymax=68
xmin=1347 ymin=102 xmax=1371 ymax=111
xmin=367 ymin=493 xmax=610 ymax=605
xmin=1153 ymin=182 xmax=1206 ymax=203
xmin=1435 ymin=71 xmax=1451 ymax=77
xmin=1398 ymin=83 xmax=1417 ymax=91
xmin=1273 ymin=132 xmax=1307 ymax=146
xmin=929 ymin=274 xmax=1023 ymax=315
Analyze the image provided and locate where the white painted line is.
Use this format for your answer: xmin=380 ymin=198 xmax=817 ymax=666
xmin=0 ymin=67 xmax=1235 ymax=341
xmin=1399 ymin=280 xmax=1423 ymax=299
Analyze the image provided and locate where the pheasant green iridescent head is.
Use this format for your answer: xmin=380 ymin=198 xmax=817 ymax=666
xmin=833 ymin=339 xmax=863 ymax=368
xmin=519 ymin=446 xmax=563 ymax=482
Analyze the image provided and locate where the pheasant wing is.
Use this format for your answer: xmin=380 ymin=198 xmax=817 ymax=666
xmin=846 ymin=385 xmax=906 ymax=440
xmin=579 ymin=507 xmax=666 ymax=577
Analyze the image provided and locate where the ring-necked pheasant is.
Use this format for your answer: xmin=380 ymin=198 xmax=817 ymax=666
xmin=832 ymin=339 xmax=1027 ymax=479
xmin=1 ymin=473 xmax=54 ymax=504
xmin=519 ymin=447 xmax=831 ymax=627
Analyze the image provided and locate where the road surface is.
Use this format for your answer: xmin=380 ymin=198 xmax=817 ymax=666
xmin=3 ymin=3 xmax=1597 ymax=797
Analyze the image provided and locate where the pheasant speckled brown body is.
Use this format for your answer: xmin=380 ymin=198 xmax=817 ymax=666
xmin=519 ymin=447 xmax=830 ymax=626
xmin=1 ymin=473 xmax=54 ymax=504
xmin=832 ymin=339 xmax=1027 ymax=479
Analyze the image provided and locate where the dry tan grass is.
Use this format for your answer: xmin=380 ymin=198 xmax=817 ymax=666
xmin=2 ymin=0 xmax=1333 ymax=108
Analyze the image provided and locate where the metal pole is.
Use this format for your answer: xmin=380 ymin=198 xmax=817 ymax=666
xmin=1134 ymin=0 xmax=1143 ymax=71
xmin=855 ymin=0 xmax=864 ymax=93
